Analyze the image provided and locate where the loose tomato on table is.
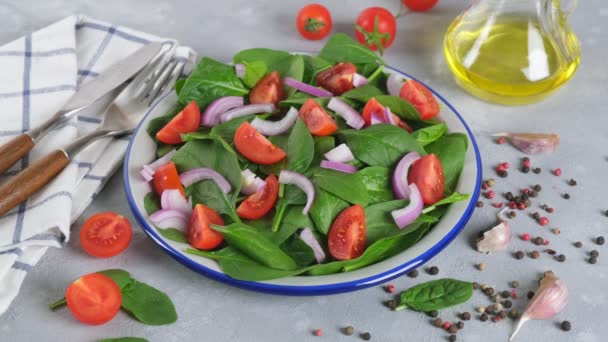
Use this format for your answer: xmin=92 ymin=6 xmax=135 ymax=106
xmin=299 ymin=99 xmax=338 ymax=136
xmin=402 ymin=0 xmax=439 ymax=12
xmin=188 ymin=204 xmax=225 ymax=250
xmin=355 ymin=7 xmax=397 ymax=54
xmin=249 ymin=71 xmax=286 ymax=107
xmin=152 ymin=162 xmax=185 ymax=196
xmin=79 ymin=212 xmax=133 ymax=258
xmin=315 ymin=62 xmax=356 ymax=95
xmin=234 ymin=122 xmax=286 ymax=165
xmin=156 ymin=100 xmax=200 ymax=145
xmin=361 ymin=98 xmax=413 ymax=133
xmin=399 ymin=79 xmax=440 ymax=120
xmin=236 ymin=174 xmax=279 ymax=220
xmin=408 ymin=153 xmax=445 ymax=205
xmin=65 ymin=273 xmax=122 ymax=325
xmin=328 ymin=205 xmax=366 ymax=261
xmin=296 ymin=4 xmax=332 ymax=40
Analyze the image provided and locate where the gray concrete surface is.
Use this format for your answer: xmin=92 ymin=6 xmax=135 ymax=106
xmin=1 ymin=0 xmax=607 ymax=341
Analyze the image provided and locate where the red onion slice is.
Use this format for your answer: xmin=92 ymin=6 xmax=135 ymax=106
xmin=324 ymin=143 xmax=355 ymax=163
xmin=352 ymin=73 xmax=369 ymax=87
xmin=202 ymin=96 xmax=244 ymax=127
xmin=384 ymin=107 xmax=397 ymax=125
xmin=392 ymin=152 xmax=421 ymax=199
xmin=220 ymin=103 xmax=275 ymax=123
xmin=149 ymin=209 xmax=189 ymax=231
xmin=241 ymin=169 xmax=266 ymax=195
xmin=283 ymin=77 xmax=333 ymax=97
xmin=141 ymin=168 xmax=154 ymax=182
xmin=141 ymin=149 xmax=177 ymax=180
xmin=391 ymin=183 xmax=424 ymax=229
xmin=370 ymin=112 xmax=384 ymax=125
xmin=235 ymin=63 xmax=246 ymax=78
xmin=327 ymin=97 xmax=365 ymax=130
xmin=160 ymin=189 xmax=193 ymax=215
xmin=387 ymin=73 xmax=406 ymax=97
xmin=279 ymin=170 xmax=315 ymax=215
xmin=250 ymin=107 xmax=299 ymax=136
xmin=300 ymin=227 xmax=326 ymax=263
xmin=179 ymin=168 xmax=232 ymax=193
xmin=320 ymin=160 xmax=358 ymax=174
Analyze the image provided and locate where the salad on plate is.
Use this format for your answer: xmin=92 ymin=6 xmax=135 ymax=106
xmin=140 ymin=33 xmax=469 ymax=281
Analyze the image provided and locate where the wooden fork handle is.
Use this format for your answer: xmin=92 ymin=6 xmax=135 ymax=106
xmin=0 ymin=134 xmax=35 ymax=175
xmin=0 ymin=150 xmax=69 ymax=217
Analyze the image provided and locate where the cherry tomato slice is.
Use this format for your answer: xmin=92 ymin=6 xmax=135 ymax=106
xmin=399 ymin=80 xmax=440 ymax=120
xmin=249 ymin=71 xmax=286 ymax=108
xmin=79 ymin=212 xmax=133 ymax=258
xmin=188 ymin=204 xmax=225 ymax=250
xmin=408 ymin=154 xmax=445 ymax=205
xmin=315 ymin=62 xmax=356 ymax=95
xmin=234 ymin=122 xmax=286 ymax=165
xmin=66 ymin=273 xmax=122 ymax=325
xmin=328 ymin=205 xmax=366 ymax=260
xmin=361 ymin=98 xmax=414 ymax=133
xmin=402 ymin=0 xmax=439 ymax=12
xmin=299 ymin=99 xmax=338 ymax=136
xmin=152 ymin=162 xmax=185 ymax=197
xmin=355 ymin=7 xmax=397 ymax=52
xmin=296 ymin=4 xmax=332 ymax=40
xmin=236 ymin=174 xmax=279 ymax=220
xmin=156 ymin=100 xmax=200 ymax=145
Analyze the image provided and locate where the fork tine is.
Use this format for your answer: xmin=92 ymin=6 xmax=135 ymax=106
xmin=133 ymin=48 xmax=175 ymax=102
xmin=130 ymin=44 xmax=173 ymax=98
xmin=146 ymin=59 xmax=185 ymax=106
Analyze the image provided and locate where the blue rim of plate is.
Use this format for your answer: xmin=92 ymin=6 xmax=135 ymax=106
xmin=123 ymin=65 xmax=483 ymax=296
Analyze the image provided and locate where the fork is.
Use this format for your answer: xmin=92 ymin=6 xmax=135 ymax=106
xmin=0 ymin=47 xmax=186 ymax=217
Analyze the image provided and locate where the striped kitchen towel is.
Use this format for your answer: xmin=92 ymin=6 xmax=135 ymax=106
xmin=0 ymin=15 xmax=195 ymax=314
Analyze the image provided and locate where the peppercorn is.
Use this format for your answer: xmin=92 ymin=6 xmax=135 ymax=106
xmin=495 ymin=302 xmax=503 ymax=311
xmin=522 ymin=157 xmax=530 ymax=163
xmin=514 ymin=196 xmax=522 ymax=204
xmin=498 ymin=170 xmax=508 ymax=178
xmin=487 ymin=179 xmax=495 ymax=187
xmin=432 ymin=318 xmax=443 ymax=328
xmin=343 ymin=326 xmax=355 ymax=336
xmin=472 ymin=282 xmax=480 ymax=290
xmin=476 ymin=201 xmax=484 ymax=208
xmin=590 ymin=250 xmax=600 ymax=258
xmin=508 ymin=309 xmax=519 ymax=319
xmin=428 ymin=266 xmax=439 ymax=275
xmin=552 ymin=228 xmax=561 ymax=235
xmin=503 ymin=300 xmax=513 ymax=309
xmin=480 ymin=284 xmax=489 ymax=290
xmin=563 ymin=193 xmax=571 ymax=199
xmin=442 ymin=322 xmax=451 ymax=330
xmin=521 ymin=233 xmax=531 ymax=241
xmin=480 ymin=314 xmax=488 ymax=322
xmin=448 ymin=325 xmax=458 ymax=334
xmin=568 ymin=179 xmax=577 ymax=186
xmin=527 ymin=291 xmax=535 ymax=300
xmin=517 ymin=202 xmax=526 ymax=210
xmin=533 ymin=167 xmax=541 ymax=174
xmin=505 ymin=192 xmax=514 ymax=201
xmin=574 ymin=241 xmax=582 ymax=248
xmin=532 ymin=212 xmax=541 ymax=220
xmin=428 ymin=310 xmax=439 ymax=318
xmin=515 ymin=251 xmax=525 ymax=259
xmin=521 ymin=193 xmax=529 ymax=201
xmin=532 ymin=236 xmax=542 ymax=245
xmin=546 ymin=207 xmax=554 ymax=214
xmin=461 ymin=312 xmax=471 ymax=321
xmin=484 ymin=287 xmax=495 ymax=296
xmin=456 ymin=321 xmax=464 ymax=329
xmin=485 ymin=304 xmax=496 ymax=314
xmin=553 ymin=168 xmax=562 ymax=176
xmin=497 ymin=311 xmax=506 ymax=319
xmin=524 ymin=199 xmax=532 ymax=207
xmin=508 ymin=210 xmax=516 ymax=218
xmin=478 ymin=263 xmax=486 ymax=271
xmin=530 ymin=250 xmax=540 ymax=259
xmin=561 ymin=321 xmax=572 ymax=332
xmin=477 ymin=306 xmax=485 ymax=314
xmin=482 ymin=183 xmax=489 ymax=190
xmin=385 ymin=300 xmax=396 ymax=310
xmin=589 ymin=257 xmax=597 ymax=264
xmin=522 ymin=166 xmax=530 ymax=173
xmin=605 ymin=209 xmax=608 ymax=217
xmin=448 ymin=335 xmax=457 ymax=342
xmin=556 ymin=254 xmax=566 ymax=262
xmin=596 ymin=236 xmax=605 ymax=245
xmin=313 ymin=329 xmax=323 ymax=337
xmin=360 ymin=332 xmax=371 ymax=341
xmin=492 ymin=316 xmax=502 ymax=323
xmin=530 ymin=190 xmax=538 ymax=197
xmin=544 ymin=249 xmax=556 ymax=255
xmin=533 ymin=184 xmax=542 ymax=192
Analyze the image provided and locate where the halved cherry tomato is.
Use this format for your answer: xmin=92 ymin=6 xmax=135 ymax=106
xmin=236 ymin=174 xmax=279 ymax=220
xmin=66 ymin=273 xmax=122 ymax=325
xmin=408 ymin=153 xmax=445 ymax=205
xmin=315 ymin=62 xmax=356 ymax=95
xmin=296 ymin=4 xmax=332 ymax=40
xmin=328 ymin=205 xmax=366 ymax=260
xmin=234 ymin=122 xmax=286 ymax=165
xmin=156 ymin=100 xmax=200 ymax=144
xmin=299 ymin=99 xmax=338 ymax=136
xmin=402 ymin=0 xmax=439 ymax=12
xmin=249 ymin=71 xmax=286 ymax=107
xmin=355 ymin=7 xmax=397 ymax=53
xmin=399 ymin=80 xmax=440 ymax=120
xmin=79 ymin=212 xmax=133 ymax=258
xmin=361 ymin=98 xmax=414 ymax=133
xmin=188 ymin=204 xmax=224 ymax=250
xmin=152 ymin=162 xmax=185 ymax=197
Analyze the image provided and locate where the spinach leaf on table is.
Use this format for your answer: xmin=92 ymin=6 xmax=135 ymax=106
xmin=425 ymin=133 xmax=468 ymax=195
xmin=357 ymin=166 xmax=393 ymax=205
xmin=97 ymin=269 xmax=133 ymax=289
xmin=233 ymin=48 xmax=291 ymax=68
xmin=340 ymin=124 xmax=426 ymax=167
xmin=242 ymin=60 xmax=267 ymax=88
xmin=143 ymin=192 xmax=160 ymax=215
xmin=319 ymin=33 xmax=384 ymax=66
xmin=341 ymin=84 xmax=384 ymax=103
xmin=375 ymin=95 xmax=421 ymax=122
xmin=99 ymin=338 xmax=148 ymax=342
xmin=309 ymin=188 xmax=349 ymax=235
xmin=313 ymin=168 xmax=370 ymax=207
xmin=280 ymin=234 xmax=315 ymax=267
xmin=394 ymin=278 xmax=473 ymax=312
xmin=178 ymin=57 xmax=248 ymax=108
xmin=412 ymin=122 xmax=447 ymax=146
xmin=121 ymin=279 xmax=178 ymax=325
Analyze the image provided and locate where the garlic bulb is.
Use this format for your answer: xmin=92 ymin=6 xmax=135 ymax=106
xmin=476 ymin=209 xmax=512 ymax=253
xmin=493 ymin=132 xmax=560 ymax=154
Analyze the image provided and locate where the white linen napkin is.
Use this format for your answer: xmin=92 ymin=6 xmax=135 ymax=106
xmin=0 ymin=15 xmax=195 ymax=314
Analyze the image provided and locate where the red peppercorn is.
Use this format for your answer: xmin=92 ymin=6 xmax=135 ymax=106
xmin=482 ymin=183 xmax=489 ymax=190
xmin=502 ymin=162 xmax=510 ymax=169
xmin=523 ymin=160 xmax=531 ymax=168
xmin=543 ymin=239 xmax=550 ymax=245
xmin=492 ymin=202 xmax=503 ymax=208
xmin=511 ymin=290 xmax=518 ymax=299
xmin=486 ymin=191 xmax=495 ymax=199
xmin=386 ymin=284 xmax=395 ymax=294
xmin=539 ymin=217 xmax=549 ymax=226
xmin=521 ymin=233 xmax=531 ymax=241
xmin=496 ymin=164 xmax=506 ymax=172
xmin=522 ymin=188 xmax=530 ymax=194
xmin=496 ymin=137 xmax=506 ymax=144
xmin=517 ymin=203 xmax=526 ymax=210
xmin=508 ymin=202 xmax=517 ymax=209
xmin=547 ymin=207 xmax=554 ymax=214
xmin=443 ymin=322 xmax=452 ymax=330
xmin=313 ymin=329 xmax=323 ymax=337
xmin=553 ymin=168 xmax=562 ymax=176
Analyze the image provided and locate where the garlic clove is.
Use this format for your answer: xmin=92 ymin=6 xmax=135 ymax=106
xmin=476 ymin=209 xmax=512 ymax=253
xmin=510 ymin=271 xmax=568 ymax=341
xmin=493 ymin=133 xmax=560 ymax=154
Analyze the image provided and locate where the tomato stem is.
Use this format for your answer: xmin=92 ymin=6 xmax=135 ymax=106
xmin=355 ymin=15 xmax=391 ymax=55
xmin=48 ymin=297 xmax=67 ymax=311
xmin=304 ymin=18 xmax=326 ymax=33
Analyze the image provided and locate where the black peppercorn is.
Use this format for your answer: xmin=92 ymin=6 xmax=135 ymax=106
xmin=483 ymin=288 xmax=495 ymax=296
xmin=505 ymin=192 xmax=514 ymax=201
xmin=532 ymin=212 xmax=541 ymax=220
xmin=521 ymin=193 xmax=529 ymax=201
xmin=509 ymin=210 xmax=517 ymax=218
xmin=533 ymin=236 xmax=544 ymax=245
xmin=568 ymin=179 xmax=577 ymax=186
xmin=480 ymin=313 xmax=488 ymax=322
xmin=432 ymin=318 xmax=443 ymax=328
xmin=503 ymin=300 xmax=513 ymax=309
xmin=590 ymin=250 xmax=600 ymax=258
xmin=533 ymin=167 xmax=541 ymax=174
xmin=461 ymin=312 xmax=471 ymax=321
xmin=589 ymin=257 xmax=597 ymax=264
xmin=522 ymin=166 xmax=530 ymax=173
xmin=501 ymin=290 xmax=510 ymax=298
xmin=448 ymin=335 xmax=457 ymax=342
xmin=527 ymin=291 xmax=535 ymax=300
xmin=407 ymin=270 xmax=419 ymax=278
xmin=476 ymin=200 xmax=484 ymax=208
xmin=497 ymin=311 xmax=506 ymax=319
xmin=385 ymin=300 xmax=396 ymax=310
xmin=533 ymin=184 xmax=542 ymax=191
xmin=515 ymin=251 xmax=525 ymax=259
xmin=556 ymin=254 xmax=566 ymax=262
xmin=508 ymin=308 xmax=519 ymax=319
xmin=530 ymin=190 xmax=538 ymax=197
xmin=428 ymin=310 xmax=438 ymax=318
xmin=561 ymin=320 xmax=572 ymax=331
xmin=472 ymin=282 xmax=479 ymax=290
xmin=514 ymin=196 xmax=522 ymax=203
xmin=563 ymin=193 xmax=571 ymax=199
xmin=498 ymin=170 xmax=508 ymax=178
xmin=596 ymin=236 xmax=605 ymax=245
xmin=530 ymin=250 xmax=540 ymax=259
xmin=428 ymin=266 xmax=439 ymax=275
xmin=574 ymin=241 xmax=583 ymax=248
xmin=360 ymin=332 xmax=371 ymax=341
xmin=456 ymin=321 xmax=464 ymax=329
xmin=448 ymin=325 xmax=458 ymax=334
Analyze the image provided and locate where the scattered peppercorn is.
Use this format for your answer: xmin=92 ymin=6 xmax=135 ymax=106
xmin=546 ymin=207 xmax=554 ymax=214
xmin=533 ymin=167 xmax=541 ymax=174
xmin=343 ymin=326 xmax=355 ymax=336
xmin=504 ymin=300 xmax=513 ymax=309
xmin=477 ymin=306 xmax=485 ymax=314
xmin=590 ymin=250 xmax=600 ymax=258
xmin=472 ymin=282 xmax=480 ymax=290
xmin=589 ymin=257 xmax=597 ymax=264
xmin=553 ymin=168 xmax=562 ymax=176
xmin=518 ymin=203 xmax=526 ymax=210
xmin=501 ymin=290 xmax=510 ymax=299
xmin=485 ymin=304 xmax=496 ymax=314
xmin=448 ymin=325 xmax=458 ymax=334
xmin=508 ymin=211 xmax=517 ymax=218
xmin=568 ymin=179 xmax=577 ymax=186
xmin=313 ymin=329 xmax=323 ymax=337
xmin=508 ymin=309 xmax=519 ymax=319
xmin=486 ymin=191 xmax=496 ymax=199
xmin=492 ymin=316 xmax=502 ymax=323
xmin=544 ymin=249 xmax=556 ymax=255
xmin=521 ymin=233 xmax=531 ymax=241
xmin=385 ymin=300 xmax=397 ymax=310
xmin=442 ymin=322 xmax=451 ymax=330
xmin=530 ymin=250 xmax=540 ymax=259
xmin=497 ymin=311 xmax=506 ymax=319
xmin=480 ymin=284 xmax=489 ymax=290
xmin=605 ymin=209 xmax=608 ymax=217
xmin=522 ymin=157 xmax=530 ymax=163
xmin=461 ymin=312 xmax=471 ymax=321
xmin=498 ymin=170 xmax=508 ymax=178
xmin=508 ymin=202 xmax=517 ymax=209
xmin=596 ymin=236 xmax=605 ymax=245
xmin=487 ymin=179 xmax=495 ymax=187
xmin=574 ymin=241 xmax=583 ymax=248
xmin=533 ymin=184 xmax=542 ymax=192
xmin=556 ymin=254 xmax=566 ymax=262
xmin=482 ymin=183 xmax=489 ymax=190
xmin=492 ymin=202 xmax=503 ymax=208
xmin=480 ymin=314 xmax=488 ymax=322
xmin=522 ymin=166 xmax=530 ymax=173
xmin=456 ymin=321 xmax=464 ymax=329
xmin=533 ymin=236 xmax=544 ymax=245
xmin=448 ymin=335 xmax=457 ymax=342
xmin=407 ymin=270 xmax=419 ymax=278
xmin=505 ymin=192 xmax=514 ymax=201
xmin=476 ymin=201 xmax=484 ymax=208
xmin=511 ymin=281 xmax=519 ymax=288
xmin=514 ymin=196 xmax=522 ymax=204
xmin=496 ymin=137 xmax=506 ymax=144
xmin=428 ymin=310 xmax=438 ymax=318
xmin=524 ymin=199 xmax=532 ymax=208
xmin=385 ymin=284 xmax=395 ymax=294
xmin=532 ymin=212 xmax=541 ymax=220
xmin=527 ymin=291 xmax=535 ymax=300
xmin=530 ymin=190 xmax=538 ymax=197
xmin=360 ymin=332 xmax=371 ymax=341
xmin=428 ymin=266 xmax=439 ymax=275
xmin=484 ymin=287 xmax=495 ymax=296
xmin=515 ymin=251 xmax=525 ymax=259
xmin=563 ymin=193 xmax=571 ymax=200
xmin=432 ymin=318 xmax=443 ymax=328
xmin=478 ymin=263 xmax=487 ymax=271
xmin=552 ymin=228 xmax=561 ymax=235
xmin=561 ymin=321 xmax=572 ymax=332
xmin=495 ymin=303 xmax=503 ymax=311
xmin=538 ymin=217 xmax=549 ymax=226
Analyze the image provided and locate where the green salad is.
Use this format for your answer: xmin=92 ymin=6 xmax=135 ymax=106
xmin=140 ymin=33 xmax=469 ymax=281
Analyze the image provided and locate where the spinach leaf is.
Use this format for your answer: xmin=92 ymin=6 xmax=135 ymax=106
xmin=340 ymin=124 xmax=426 ymax=167
xmin=270 ymin=205 xmax=314 ymax=244
xmin=394 ymin=278 xmax=473 ymax=312
xmin=341 ymin=84 xmax=384 ymax=103
xmin=271 ymin=184 xmax=306 ymax=232
xmin=313 ymin=168 xmax=370 ymax=206
xmin=425 ymin=133 xmax=467 ymax=194
xmin=209 ymin=114 xmax=255 ymax=143
xmin=121 ymin=279 xmax=177 ymax=325
xmin=188 ymin=181 xmax=239 ymax=222
xmin=146 ymin=105 xmax=183 ymax=139
xmin=319 ymin=33 xmax=383 ymax=66
xmin=212 ymin=223 xmax=298 ymax=270
xmin=242 ymin=60 xmax=267 ymax=88
xmin=309 ymin=188 xmax=349 ymax=235
xmin=174 ymin=78 xmax=186 ymax=95
xmin=178 ymin=57 xmax=248 ymax=108
xmin=143 ymin=192 xmax=160 ymax=215
xmin=287 ymin=118 xmax=314 ymax=173
xmin=365 ymin=201 xmax=438 ymax=245
xmin=233 ymin=48 xmax=291 ymax=68
xmin=156 ymin=228 xmax=188 ymax=243
xmin=422 ymin=192 xmax=470 ymax=214
xmin=99 ymin=338 xmax=148 ymax=342
xmin=186 ymin=247 xmax=310 ymax=281
xmin=311 ymin=136 xmax=336 ymax=166
xmin=357 ymin=166 xmax=393 ymax=205
xmin=275 ymin=54 xmax=305 ymax=81
xmin=280 ymin=92 xmax=330 ymax=108
xmin=280 ymin=234 xmax=315 ymax=267
xmin=302 ymin=55 xmax=331 ymax=84
xmin=375 ymin=95 xmax=421 ymax=122
xmin=412 ymin=122 xmax=448 ymax=146
xmin=156 ymin=144 xmax=176 ymax=158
